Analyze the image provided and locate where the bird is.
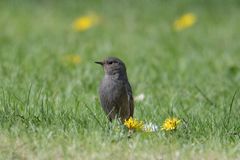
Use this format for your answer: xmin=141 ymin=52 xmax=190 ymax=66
xmin=95 ymin=57 xmax=134 ymax=122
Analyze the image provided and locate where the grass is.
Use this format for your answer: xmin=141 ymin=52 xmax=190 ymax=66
xmin=0 ymin=0 xmax=240 ymax=159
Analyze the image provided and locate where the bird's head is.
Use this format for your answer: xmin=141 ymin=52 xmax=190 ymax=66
xmin=95 ymin=57 xmax=127 ymax=76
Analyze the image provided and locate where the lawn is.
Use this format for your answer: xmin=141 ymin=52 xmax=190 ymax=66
xmin=0 ymin=0 xmax=240 ymax=159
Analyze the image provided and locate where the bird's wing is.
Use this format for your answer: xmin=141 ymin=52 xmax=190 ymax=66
xmin=125 ymin=82 xmax=134 ymax=117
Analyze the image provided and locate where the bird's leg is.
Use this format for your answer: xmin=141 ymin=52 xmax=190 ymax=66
xmin=107 ymin=106 xmax=116 ymax=121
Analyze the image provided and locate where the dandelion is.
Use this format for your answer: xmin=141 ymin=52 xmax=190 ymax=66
xmin=161 ymin=117 xmax=181 ymax=131
xmin=72 ymin=14 xmax=99 ymax=31
xmin=63 ymin=54 xmax=81 ymax=65
xmin=134 ymin=93 xmax=145 ymax=102
xmin=143 ymin=122 xmax=158 ymax=132
xmin=174 ymin=13 xmax=196 ymax=31
xmin=124 ymin=117 xmax=144 ymax=131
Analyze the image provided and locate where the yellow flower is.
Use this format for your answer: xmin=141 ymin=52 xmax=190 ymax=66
xmin=124 ymin=117 xmax=144 ymax=131
xmin=64 ymin=54 xmax=81 ymax=64
xmin=174 ymin=13 xmax=196 ymax=31
xmin=72 ymin=15 xmax=99 ymax=31
xmin=161 ymin=117 xmax=181 ymax=131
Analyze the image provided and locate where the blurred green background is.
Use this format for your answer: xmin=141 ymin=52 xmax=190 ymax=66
xmin=0 ymin=0 xmax=240 ymax=159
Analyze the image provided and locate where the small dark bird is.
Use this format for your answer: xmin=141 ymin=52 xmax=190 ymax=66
xmin=95 ymin=57 xmax=134 ymax=122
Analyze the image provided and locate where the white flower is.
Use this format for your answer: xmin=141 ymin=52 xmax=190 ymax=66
xmin=134 ymin=93 xmax=145 ymax=101
xmin=143 ymin=122 xmax=158 ymax=132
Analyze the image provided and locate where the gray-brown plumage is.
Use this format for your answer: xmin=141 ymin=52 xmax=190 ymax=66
xmin=95 ymin=57 xmax=134 ymax=122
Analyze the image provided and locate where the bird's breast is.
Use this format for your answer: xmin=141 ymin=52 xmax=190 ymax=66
xmin=99 ymin=76 xmax=126 ymax=102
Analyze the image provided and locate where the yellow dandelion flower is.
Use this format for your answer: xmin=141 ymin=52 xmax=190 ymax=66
xmin=72 ymin=15 xmax=99 ymax=31
xmin=124 ymin=117 xmax=144 ymax=131
xmin=64 ymin=54 xmax=81 ymax=64
xmin=174 ymin=13 xmax=196 ymax=31
xmin=161 ymin=117 xmax=181 ymax=131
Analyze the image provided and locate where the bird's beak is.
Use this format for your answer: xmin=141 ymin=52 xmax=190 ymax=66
xmin=95 ymin=61 xmax=104 ymax=65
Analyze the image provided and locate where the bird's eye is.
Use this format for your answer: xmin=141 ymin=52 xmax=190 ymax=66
xmin=107 ymin=61 xmax=113 ymax=65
